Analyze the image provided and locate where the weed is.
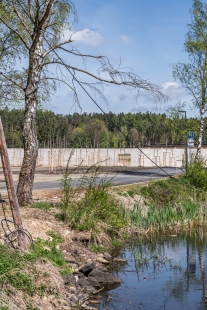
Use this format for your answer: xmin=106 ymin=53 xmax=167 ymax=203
xmin=0 ymin=306 xmax=8 ymax=310
xmin=90 ymin=245 xmax=108 ymax=253
xmin=0 ymin=244 xmax=45 ymax=297
xmin=31 ymin=201 xmax=54 ymax=210
xmin=0 ymin=230 xmax=70 ymax=309
xmin=32 ymin=232 xmax=65 ymax=267
xmin=60 ymin=266 xmax=73 ymax=276
xmin=127 ymin=190 xmax=135 ymax=198
xmin=59 ymin=161 xmax=127 ymax=245
xmin=140 ymin=178 xmax=193 ymax=206
xmin=124 ymin=199 xmax=205 ymax=232
xmin=111 ymin=239 xmax=123 ymax=247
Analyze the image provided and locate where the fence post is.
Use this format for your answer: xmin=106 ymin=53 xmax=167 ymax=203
xmin=0 ymin=117 xmax=26 ymax=250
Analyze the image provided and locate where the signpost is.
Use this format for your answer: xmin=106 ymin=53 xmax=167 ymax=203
xmin=187 ymin=130 xmax=194 ymax=139
xmin=187 ymin=130 xmax=194 ymax=148
xmin=188 ymin=138 xmax=194 ymax=148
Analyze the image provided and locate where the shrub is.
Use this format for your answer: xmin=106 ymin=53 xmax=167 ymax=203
xmin=59 ymin=163 xmax=127 ymax=245
xmin=185 ymin=156 xmax=207 ymax=189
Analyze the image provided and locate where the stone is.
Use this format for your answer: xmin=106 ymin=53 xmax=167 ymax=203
xmin=62 ymin=275 xmax=78 ymax=285
xmin=96 ymin=257 xmax=109 ymax=264
xmin=78 ymin=262 xmax=96 ymax=275
xmin=70 ymin=294 xmax=78 ymax=303
xmin=87 ymin=276 xmax=100 ymax=288
xmin=73 ymin=271 xmax=84 ymax=277
xmin=96 ymin=266 xmax=107 ymax=272
xmin=103 ymin=252 xmax=112 ymax=260
xmin=88 ymin=268 xmax=121 ymax=285
xmin=78 ymin=277 xmax=91 ymax=287
xmin=67 ymin=300 xmax=76 ymax=307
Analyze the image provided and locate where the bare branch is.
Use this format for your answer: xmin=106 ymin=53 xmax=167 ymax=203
xmin=42 ymin=60 xmax=167 ymax=101
xmin=43 ymin=38 xmax=74 ymax=58
xmin=41 ymin=76 xmax=76 ymax=92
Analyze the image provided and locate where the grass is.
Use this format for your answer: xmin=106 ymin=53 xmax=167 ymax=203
xmin=0 ymin=244 xmax=44 ymax=297
xmin=0 ymin=231 xmax=71 ymax=309
xmin=31 ymin=201 xmax=56 ymax=211
xmin=58 ymin=162 xmax=128 ymax=246
xmin=124 ymin=200 xmax=205 ymax=232
xmin=30 ymin=157 xmax=207 ymax=242
xmin=112 ymin=158 xmax=207 ymax=233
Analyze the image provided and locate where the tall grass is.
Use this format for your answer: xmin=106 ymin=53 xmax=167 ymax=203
xmin=59 ymin=160 xmax=127 ymax=245
xmin=124 ymin=200 xmax=206 ymax=232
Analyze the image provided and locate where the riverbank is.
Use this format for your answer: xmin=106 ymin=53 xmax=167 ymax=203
xmin=1 ymin=159 xmax=207 ymax=309
xmin=0 ymin=202 xmax=124 ymax=310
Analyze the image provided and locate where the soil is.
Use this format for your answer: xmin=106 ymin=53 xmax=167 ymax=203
xmin=0 ymin=189 xmax=125 ymax=310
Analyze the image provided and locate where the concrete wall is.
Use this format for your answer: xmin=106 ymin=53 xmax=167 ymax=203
xmin=1 ymin=147 xmax=205 ymax=169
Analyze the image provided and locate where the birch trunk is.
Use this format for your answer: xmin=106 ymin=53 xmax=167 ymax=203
xmin=196 ymin=106 xmax=205 ymax=159
xmin=16 ymin=0 xmax=54 ymax=206
xmin=17 ymin=45 xmax=42 ymax=205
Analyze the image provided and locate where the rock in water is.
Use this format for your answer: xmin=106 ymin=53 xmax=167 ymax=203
xmin=79 ymin=262 xmax=96 ymax=276
xmin=88 ymin=268 xmax=121 ymax=285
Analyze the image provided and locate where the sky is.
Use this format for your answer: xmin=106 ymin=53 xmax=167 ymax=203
xmin=49 ymin=0 xmax=196 ymax=117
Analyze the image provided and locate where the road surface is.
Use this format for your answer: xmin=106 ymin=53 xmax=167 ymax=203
xmin=32 ymin=167 xmax=182 ymax=190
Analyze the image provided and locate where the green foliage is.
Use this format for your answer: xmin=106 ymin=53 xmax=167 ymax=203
xmin=0 ymin=306 xmax=9 ymax=310
xmin=127 ymin=190 xmax=135 ymax=198
xmin=140 ymin=178 xmax=192 ymax=206
xmin=90 ymin=245 xmax=108 ymax=253
xmin=0 ymin=108 xmax=204 ymax=148
xmin=32 ymin=232 xmax=65 ymax=267
xmin=172 ymin=0 xmax=207 ymax=152
xmin=0 ymin=244 xmax=44 ymax=296
xmin=59 ymin=163 xmax=127 ymax=244
xmin=0 ymin=230 xmax=70 ymax=309
xmin=31 ymin=201 xmax=54 ymax=211
xmin=124 ymin=200 xmax=204 ymax=231
xmin=184 ymin=156 xmax=207 ymax=189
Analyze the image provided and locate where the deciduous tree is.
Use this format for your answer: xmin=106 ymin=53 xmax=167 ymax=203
xmin=0 ymin=0 xmax=166 ymax=205
xmin=172 ymin=0 xmax=207 ymax=158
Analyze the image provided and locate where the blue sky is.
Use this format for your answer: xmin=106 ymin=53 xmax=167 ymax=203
xmin=50 ymin=0 xmax=196 ymax=117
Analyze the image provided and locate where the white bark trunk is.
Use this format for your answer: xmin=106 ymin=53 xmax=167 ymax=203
xmin=17 ymin=1 xmax=54 ymax=205
xmin=196 ymin=107 xmax=205 ymax=159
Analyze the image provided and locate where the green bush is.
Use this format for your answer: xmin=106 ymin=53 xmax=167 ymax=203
xmin=140 ymin=178 xmax=192 ymax=206
xmin=59 ymin=163 xmax=127 ymax=244
xmin=185 ymin=156 xmax=207 ymax=189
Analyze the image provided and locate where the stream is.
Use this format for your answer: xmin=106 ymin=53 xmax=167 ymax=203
xmin=96 ymin=231 xmax=207 ymax=310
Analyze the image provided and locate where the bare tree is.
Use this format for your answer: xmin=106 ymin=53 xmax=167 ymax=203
xmin=0 ymin=0 xmax=167 ymax=205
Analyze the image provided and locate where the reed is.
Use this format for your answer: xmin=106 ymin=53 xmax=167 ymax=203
xmin=123 ymin=200 xmax=206 ymax=233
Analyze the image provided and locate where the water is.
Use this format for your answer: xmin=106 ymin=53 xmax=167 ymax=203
xmin=97 ymin=232 xmax=207 ymax=310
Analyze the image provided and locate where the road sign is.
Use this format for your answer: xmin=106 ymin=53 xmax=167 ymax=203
xmin=188 ymin=138 xmax=194 ymax=148
xmin=187 ymin=130 xmax=194 ymax=139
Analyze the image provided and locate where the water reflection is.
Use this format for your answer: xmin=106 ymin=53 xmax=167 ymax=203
xmin=97 ymin=230 xmax=207 ymax=310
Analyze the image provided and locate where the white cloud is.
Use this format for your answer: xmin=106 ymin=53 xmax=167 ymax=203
xmin=160 ymin=82 xmax=186 ymax=99
xmin=120 ymin=34 xmax=130 ymax=44
xmin=62 ymin=29 xmax=103 ymax=47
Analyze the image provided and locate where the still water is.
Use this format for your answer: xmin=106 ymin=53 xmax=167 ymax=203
xmin=97 ymin=232 xmax=207 ymax=310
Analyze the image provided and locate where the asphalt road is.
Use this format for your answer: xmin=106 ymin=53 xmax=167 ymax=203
xmin=32 ymin=167 xmax=182 ymax=190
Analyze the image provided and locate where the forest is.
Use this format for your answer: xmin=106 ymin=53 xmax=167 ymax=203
xmin=0 ymin=108 xmax=204 ymax=149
